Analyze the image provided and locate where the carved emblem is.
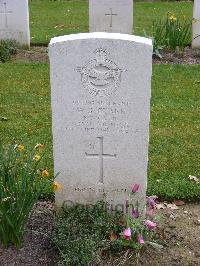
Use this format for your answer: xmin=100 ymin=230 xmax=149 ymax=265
xmin=76 ymin=49 xmax=126 ymax=97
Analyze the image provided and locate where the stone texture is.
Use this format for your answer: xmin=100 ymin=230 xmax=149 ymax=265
xmin=192 ymin=0 xmax=200 ymax=48
xmin=0 ymin=0 xmax=30 ymax=47
xmin=89 ymin=0 xmax=133 ymax=34
xmin=49 ymin=32 xmax=152 ymax=211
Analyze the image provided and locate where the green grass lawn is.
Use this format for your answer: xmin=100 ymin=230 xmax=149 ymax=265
xmin=29 ymin=0 xmax=193 ymax=45
xmin=0 ymin=63 xmax=199 ymax=201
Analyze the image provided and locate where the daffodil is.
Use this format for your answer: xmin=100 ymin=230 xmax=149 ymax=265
xmin=169 ymin=15 xmax=177 ymax=22
xmin=17 ymin=144 xmax=25 ymax=152
xmin=33 ymin=154 xmax=41 ymax=161
xmin=52 ymin=181 xmax=62 ymax=191
xmin=41 ymin=169 xmax=49 ymax=177
xmin=34 ymin=143 xmax=45 ymax=150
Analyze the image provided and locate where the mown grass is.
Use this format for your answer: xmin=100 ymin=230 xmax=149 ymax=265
xmin=0 ymin=63 xmax=53 ymax=197
xmin=29 ymin=0 xmax=193 ymax=45
xmin=149 ymin=65 xmax=200 ymax=200
xmin=0 ymin=63 xmax=199 ymax=200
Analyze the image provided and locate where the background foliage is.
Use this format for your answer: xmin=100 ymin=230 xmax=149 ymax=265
xmin=28 ymin=0 xmax=193 ymax=45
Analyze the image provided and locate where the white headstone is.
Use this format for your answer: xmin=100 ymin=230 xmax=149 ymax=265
xmin=192 ymin=0 xmax=200 ymax=48
xmin=89 ymin=0 xmax=133 ymax=34
xmin=0 ymin=0 xmax=30 ymax=48
xmin=49 ymin=32 xmax=152 ymax=211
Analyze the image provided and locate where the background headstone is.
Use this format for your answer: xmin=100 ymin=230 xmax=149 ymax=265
xmin=0 ymin=0 xmax=30 ymax=47
xmin=192 ymin=0 xmax=200 ymax=48
xmin=89 ymin=0 xmax=133 ymax=34
xmin=49 ymin=32 xmax=152 ymax=211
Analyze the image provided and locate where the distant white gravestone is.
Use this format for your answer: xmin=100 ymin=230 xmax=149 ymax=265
xmin=192 ymin=0 xmax=200 ymax=48
xmin=89 ymin=0 xmax=133 ymax=34
xmin=0 ymin=0 xmax=30 ymax=47
xmin=49 ymin=32 xmax=152 ymax=211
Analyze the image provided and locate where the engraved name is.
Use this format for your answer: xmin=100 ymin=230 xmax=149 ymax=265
xmin=66 ymin=99 xmax=130 ymax=134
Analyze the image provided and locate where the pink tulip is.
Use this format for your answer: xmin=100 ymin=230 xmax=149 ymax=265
xmin=144 ymin=220 xmax=157 ymax=230
xmin=146 ymin=196 xmax=157 ymax=217
xmin=131 ymin=209 xmax=139 ymax=218
xmin=123 ymin=228 xmax=131 ymax=240
xmin=132 ymin=184 xmax=140 ymax=193
xmin=146 ymin=208 xmax=156 ymax=218
xmin=137 ymin=234 xmax=145 ymax=245
xmin=147 ymin=196 xmax=157 ymax=209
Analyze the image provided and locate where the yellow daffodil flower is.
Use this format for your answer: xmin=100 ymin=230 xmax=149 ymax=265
xmin=52 ymin=181 xmax=62 ymax=191
xmin=34 ymin=143 xmax=45 ymax=150
xmin=33 ymin=154 xmax=41 ymax=161
xmin=41 ymin=169 xmax=49 ymax=177
xmin=169 ymin=15 xmax=177 ymax=22
xmin=17 ymin=144 xmax=25 ymax=152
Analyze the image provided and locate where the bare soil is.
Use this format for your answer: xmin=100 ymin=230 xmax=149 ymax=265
xmin=11 ymin=46 xmax=49 ymax=63
xmin=132 ymin=202 xmax=200 ymax=266
xmin=10 ymin=46 xmax=200 ymax=65
xmin=0 ymin=201 xmax=199 ymax=266
xmin=153 ymin=47 xmax=200 ymax=65
xmin=0 ymin=202 xmax=59 ymax=266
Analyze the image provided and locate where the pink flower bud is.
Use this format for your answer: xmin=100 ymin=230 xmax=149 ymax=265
xmin=137 ymin=234 xmax=145 ymax=245
xmin=131 ymin=184 xmax=140 ymax=193
xmin=146 ymin=208 xmax=156 ymax=218
xmin=147 ymin=196 xmax=157 ymax=209
xmin=144 ymin=220 xmax=157 ymax=230
xmin=131 ymin=209 xmax=139 ymax=218
xmin=123 ymin=228 xmax=131 ymax=240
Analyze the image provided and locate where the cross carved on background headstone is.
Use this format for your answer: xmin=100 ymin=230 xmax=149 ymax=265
xmin=105 ymin=8 xmax=118 ymax=28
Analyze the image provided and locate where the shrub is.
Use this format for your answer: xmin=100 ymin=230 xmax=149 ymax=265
xmin=0 ymin=143 xmax=53 ymax=248
xmin=53 ymin=202 xmax=123 ymax=265
xmin=54 ymin=185 xmax=162 ymax=265
xmin=0 ymin=40 xmax=18 ymax=63
xmin=152 ymin=12 xmax=192 ymax=51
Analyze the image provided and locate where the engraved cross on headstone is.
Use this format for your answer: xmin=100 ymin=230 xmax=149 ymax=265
xmin=85 ymin=137 xmax=117 ymax=184
xmin=105 ymin=8 xmax=118 ymax=28
xmin=0 ymin=2 xmax=12 ymax=28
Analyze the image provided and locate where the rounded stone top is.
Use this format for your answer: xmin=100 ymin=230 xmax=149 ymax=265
xmin=49 ymin=32 xmax=152 ymax=47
